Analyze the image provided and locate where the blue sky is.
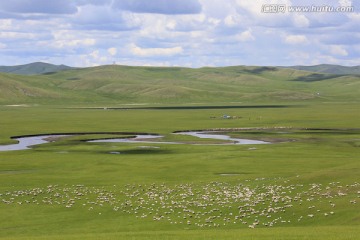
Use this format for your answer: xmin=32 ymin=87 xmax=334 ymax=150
xmin=0 ymin=0 xmax=359 ymax=67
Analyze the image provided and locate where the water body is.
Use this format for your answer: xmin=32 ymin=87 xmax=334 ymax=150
xmin=0 ymin=132 xmax=268 ymax=152
xmin=90 ymin=132 xmax=268 ymax=145
xmin=0 ymin=135 xmax=69 ymax=151
xmin=88 ymin=135 xmax=173 ymax=144
xmin=175 ymin=132 xmax=269 ymax=145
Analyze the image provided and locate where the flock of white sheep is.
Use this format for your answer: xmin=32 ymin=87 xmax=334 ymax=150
xmin=1 ymin=179 xmax=359 ymax=229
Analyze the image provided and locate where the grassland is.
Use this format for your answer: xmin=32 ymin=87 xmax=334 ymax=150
xmin=0 ymin=65 xmax=359 ymax=239
xmin=0 ymin=65 xmax=359 ymax=105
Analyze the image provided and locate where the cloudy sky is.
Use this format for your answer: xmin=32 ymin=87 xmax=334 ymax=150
xmin=0 ymin=0 xmax=359 ymax=67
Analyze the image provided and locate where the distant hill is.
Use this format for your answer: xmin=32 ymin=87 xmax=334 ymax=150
xmin=282 ymin=64 xmax=360 ymax=75
xmin=2 ymin=63 xmax=359 ymax=76
xmin=0 ymin=62 xmax=73 ymax=75
xmin=0 ymin=64 xmax=359 ymax=105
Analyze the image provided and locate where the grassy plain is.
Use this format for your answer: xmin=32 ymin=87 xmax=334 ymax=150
xmin=0 ymin=102 xmax=359 ymax=239
xmin=0 ymin=66 xmax=359 ymax=239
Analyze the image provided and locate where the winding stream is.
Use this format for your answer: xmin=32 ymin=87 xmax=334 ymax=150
xmin=0 ymin=132 xmax=269 ymax=152
xmin=175 ymin=132 xmax=268 ymax=145
xmin=88 ymin=135 xmax=175 ymax=144
xmin=0 ymin=135 xmax=70 ymax=151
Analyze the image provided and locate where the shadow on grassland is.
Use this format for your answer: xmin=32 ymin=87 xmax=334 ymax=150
xmin=102 ymin=148 xmax=172 ymax=155
xmin=242 ymin=67 xmax=278 ymax=74
xmin=293 ymin=73 xmax=347 ymax=82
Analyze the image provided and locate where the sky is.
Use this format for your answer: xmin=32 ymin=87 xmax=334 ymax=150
xmin=0 ymin=0 xmax=359 ymax=67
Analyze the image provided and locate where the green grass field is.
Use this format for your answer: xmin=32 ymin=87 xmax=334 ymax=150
xmin=1 ymin=65 xmax=359 ymax=105
xmin=0 ymin=66 xmax=359 ymax=239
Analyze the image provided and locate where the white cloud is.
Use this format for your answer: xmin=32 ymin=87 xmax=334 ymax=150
xmin=311 ymin=54 xmax=341 ymax=65
xmin=82 ymin=38 xmax=97 ymax=46
xmin=51 ymin=30 xmax=96 ymax=49
xmin=87 ymin=50 xmax=109 ymax=66
xmin=0 ymin=31 xmax=36 ymax=39
xmin=348 ymin=13 xmax=360 ymax=21
xmin=224 ymin=15 xmax=237 ymax=27
xmin=338 ymin=0 xmax=352 ymax=6
xmin=208 ymin=17 xmax=221 ymax=26
xmin=136 ymin=13 xmax=211 ymax=38
xmin=107 ymin=47 xmax=117 ymax=56
xmin=0 ymin=42 xmax=6 ymax=48
xmin=234 ymin=0 xmax=303 ymax=30
xmin=130 ymin=44 xmax=183 ymax=57
xmin=284 ymin=35 xmax=309 ymax=45
xmin=53 ymin=38 xmax=96 ymax=48
xmin=0 ymin=19 xmax=13 ymax=30
xmin=236 ymin=29 xmax=255 ymax=42
xmin=166 ymin=20 xmax=177 ymax=30
xmin=292 ymin=14 xmax=310 ymax=28
xmin=235 ymin=0 xmax=264 ymax=17
xmin=90 ymin=50 xmax=99 ymax=59
xmin=329 ymin=45 xmax=348 ymax=56
xmin=137 ymin=15 xmax=178 ymax=39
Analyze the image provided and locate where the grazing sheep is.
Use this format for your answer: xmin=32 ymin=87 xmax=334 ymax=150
xmin=1 ymin=180 xmax=358 ymax=229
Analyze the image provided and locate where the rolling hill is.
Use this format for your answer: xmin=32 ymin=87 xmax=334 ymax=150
xmin=0 ymin=62 xmax=73 ymax=75
xmin=0 ymin=64 xmax=359 ymax=105
xmin=282 ymin=64 xmax=360 ymax=75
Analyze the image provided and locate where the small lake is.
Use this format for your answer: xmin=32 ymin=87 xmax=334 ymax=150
xmin=0 ymin=132 xmax=269 ymax=152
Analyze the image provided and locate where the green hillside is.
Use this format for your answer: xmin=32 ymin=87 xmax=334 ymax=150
xmin=0 ymin=65 xmax=359 ymax=105
xmin=0 ymin=62 xmax=73 ymax=75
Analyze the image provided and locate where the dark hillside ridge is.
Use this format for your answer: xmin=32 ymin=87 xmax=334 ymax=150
xmin=0 ymin=62 xmax=73 ymax=75
xmin=281 ymin=64 xmax=360 ymax=75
